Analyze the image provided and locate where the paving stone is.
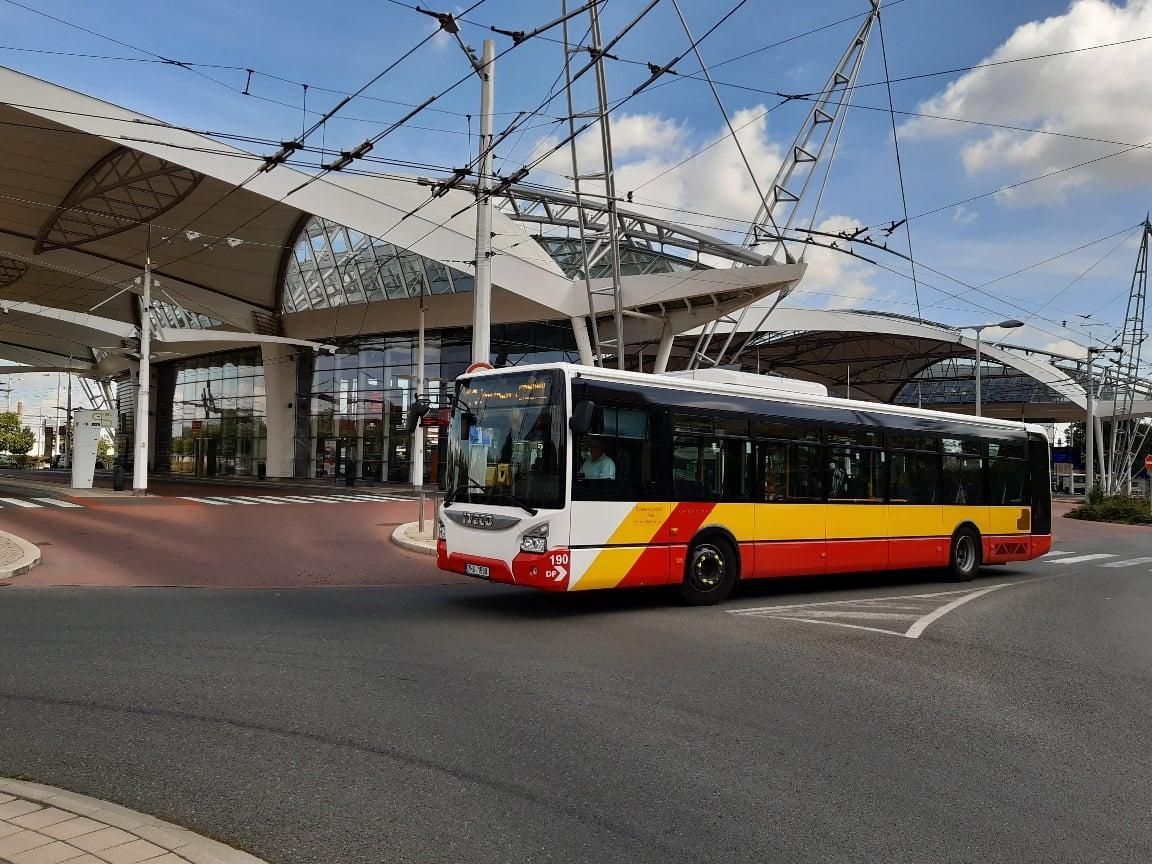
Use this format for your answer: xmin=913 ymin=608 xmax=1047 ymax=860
xmin=93 ymin=838 xmax=168 ymax=864
xmin=0 ymin=820 xmax=27 ymax=839
xmin=8 ymin=808 xmax=77 ymax=831
xmin=40 ymin=816 xmax=107 ymax=841
xmin=68 ymin=826 xmax=136 ymax=853
xmin=6 ymin=838 xmax=87 ymax=864
xmin=0 ymin=800 xmax=43 ymax=820
xmin=0 ymin=829 xmax=54 ymax=856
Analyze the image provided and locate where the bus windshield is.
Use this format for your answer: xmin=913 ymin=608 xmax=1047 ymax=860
xmin=445 ymin=369 xmax=565 ymax=510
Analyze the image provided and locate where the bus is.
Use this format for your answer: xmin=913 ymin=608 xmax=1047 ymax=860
xmin=434 ymin=363 xmax=1052 ymax=605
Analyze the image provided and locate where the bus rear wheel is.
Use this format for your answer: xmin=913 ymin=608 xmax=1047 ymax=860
xmin=947 ymin=528 xmax=981 ymax=582
xmin=680 ymin=537 xmax=737 ymax=605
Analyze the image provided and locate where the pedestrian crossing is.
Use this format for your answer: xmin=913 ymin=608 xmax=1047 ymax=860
xmin=0 ymin=496 xmax=82 ymax=509
xmin=1042 ymin=550 xmax=1152 ymax=568
xmin=174 ymin=493 xmax=414 ymax=507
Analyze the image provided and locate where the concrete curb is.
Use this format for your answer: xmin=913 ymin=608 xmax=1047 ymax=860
xmin=0 ymin=777 xmax=272 ymax=863
xmin=0 ymin=529 xmax=41 ymax=580
xmin=392 ymin=521 xmax=436 ymax=556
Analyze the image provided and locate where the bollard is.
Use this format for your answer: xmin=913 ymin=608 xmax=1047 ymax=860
xmin=112 ymin=464 xmax=125 ymax=492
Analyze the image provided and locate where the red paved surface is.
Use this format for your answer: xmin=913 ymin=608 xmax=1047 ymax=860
xmin=0 ymin=498 xmax=465 ymax=588
xmin=0 ymin=496 xmax=1138 ymax=590
xmin=1 ymin=469 xmax=394 ymax=500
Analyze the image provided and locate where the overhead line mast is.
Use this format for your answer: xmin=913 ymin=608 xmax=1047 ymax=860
xmin=688 ymin=1 xmax=881 ymax=370
xmin=1105 ymin=216 xmax=1151 ymax=493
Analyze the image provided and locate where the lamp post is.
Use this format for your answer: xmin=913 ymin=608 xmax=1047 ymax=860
xmin=965 ymin=320 xmax=1024 ymax=416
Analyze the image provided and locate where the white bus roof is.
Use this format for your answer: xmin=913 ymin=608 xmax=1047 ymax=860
xmin=462 ymin=363 xmax=1050 ymax=441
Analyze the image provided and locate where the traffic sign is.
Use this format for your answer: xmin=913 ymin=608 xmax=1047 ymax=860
xmin=1145 ymin=455 xmax=1152 ymax=471
xmin=466 ymin=362 xmax=493 ymax=374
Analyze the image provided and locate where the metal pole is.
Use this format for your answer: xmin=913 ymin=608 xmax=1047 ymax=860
xmin=471 ymin=39 xmax=496 ymax=367
xmin=1085 ymin=354 xmax=1095 ymax=497
xmin=133 ymin=257 xmax=152 ymax=495
xmin=562 ymin=0 xmax=602 ymax=367
xmin=588 ymin=1 xmax=626 ymax=370
xmin=974 ymin=326 xmax=983 ymax=417
xmin=64 ymin=366 xmax=72 ymax=469
xmin=414 ymin=279 xmax=426 ymax=532
xmin=653 ymin=320 xmax=675 ymax=373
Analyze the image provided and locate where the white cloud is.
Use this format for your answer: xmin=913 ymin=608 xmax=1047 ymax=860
xmin=902 ymin=0 xmax=1152 ymax=204
xmin=793 ymin=215 xmax=891 ymax=310
xmin=952 ymin=204 xmax=979 ymax=226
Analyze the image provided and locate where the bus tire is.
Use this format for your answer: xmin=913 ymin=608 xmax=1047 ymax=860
xmin=680 ymin=536 xmax=738 ymax=605
xmin=947 ymin=527 xmax=981 ymax=582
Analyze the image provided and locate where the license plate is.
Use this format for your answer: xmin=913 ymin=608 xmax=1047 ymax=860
xmin=465 ymin=563 xmax=490 ymax=579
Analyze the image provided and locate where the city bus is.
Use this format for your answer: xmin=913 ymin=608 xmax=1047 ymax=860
xmin=434 ymin=363 xmax=1052 ymax=605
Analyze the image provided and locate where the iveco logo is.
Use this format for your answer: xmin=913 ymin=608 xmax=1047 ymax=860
xmin=443 ymin=510 xmax=522 ymax=531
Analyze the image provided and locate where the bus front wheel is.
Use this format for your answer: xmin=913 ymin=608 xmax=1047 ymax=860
xmin=680 ymin=537 xmax=738 ymax=605
xmin=947 ymin=528 xmax=981 ymax=582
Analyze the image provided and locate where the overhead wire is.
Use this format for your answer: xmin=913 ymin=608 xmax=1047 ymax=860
xmin=876 ymin=4 xmax=921 ymax=321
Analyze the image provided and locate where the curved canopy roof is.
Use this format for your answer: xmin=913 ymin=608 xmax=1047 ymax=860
xmin=659 ymin=306 xmax=1092 ymax=421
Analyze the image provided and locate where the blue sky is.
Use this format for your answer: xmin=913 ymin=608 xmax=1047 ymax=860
xmin=4 ymin=0 xmax=1152 ymax=416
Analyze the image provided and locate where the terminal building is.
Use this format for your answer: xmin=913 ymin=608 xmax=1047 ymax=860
xmin=0 ymin=66 xmax=1143 ymax=486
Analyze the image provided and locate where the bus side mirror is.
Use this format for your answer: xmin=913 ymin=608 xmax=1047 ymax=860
xmin=406 ymin=399 xmax=430 ymax=433
xmin=570 ymin=400 xmax=595 ymax=435
xmin=460 ymin=410 xmax=478 ymax=441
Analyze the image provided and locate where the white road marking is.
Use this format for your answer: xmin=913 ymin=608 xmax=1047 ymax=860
xmin=172 ymin=493 xmax=412 ymax=506
xmin=903 ymin=584 xmax=1011 ymax=638
xmin=1100 ymin=557 xmax=1152 ymax=568
xmin=732 ymin=588 xmax=974 ymax=616
xmin=0 ymin=497 xmax=40 ymax=508
xmin=731 ymin=583 xmax=1013 ymax=639
xmin=1044 ymin=553 xmax=1117 ymax=565
xmin=31 ymin=498 xmax=81 ymax=508
xmin=1043 ymin=550 xmax=1073 ymax=557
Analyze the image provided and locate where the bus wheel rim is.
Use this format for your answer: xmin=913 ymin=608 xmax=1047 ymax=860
xmin=956 ymin=536 xmax=976 ymax=572
xmin=690 ymin=546 xmax=725 ymax=591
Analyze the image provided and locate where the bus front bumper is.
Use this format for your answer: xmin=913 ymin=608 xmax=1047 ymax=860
xmin=438 ymin=542 xmax=572 ymax=591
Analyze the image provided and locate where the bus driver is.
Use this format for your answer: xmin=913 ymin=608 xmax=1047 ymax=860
xmin=579 ymin=438 xmax=616 ymax=480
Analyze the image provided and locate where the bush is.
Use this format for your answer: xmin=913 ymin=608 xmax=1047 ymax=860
xmin=1065 ymin=493 xmax=1152 ymax=525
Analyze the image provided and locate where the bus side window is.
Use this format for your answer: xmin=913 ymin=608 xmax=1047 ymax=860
xmin=943 ymin=455 xmax=984 ymax=505
xmin=758 ymin=440 xmax=825 ymax=502
xmin=574 ymin=404 xmax=655 ymax=500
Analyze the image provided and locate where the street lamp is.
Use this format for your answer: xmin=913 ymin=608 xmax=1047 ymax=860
xmin=1084 ymin=345 xmax=1123 ymax=497
xmin=965 ymin=320 xmax=1025 ymax=416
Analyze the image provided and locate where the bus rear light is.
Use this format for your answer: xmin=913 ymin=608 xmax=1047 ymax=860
xmin=520 ymin=523 xmax=549 ymax=554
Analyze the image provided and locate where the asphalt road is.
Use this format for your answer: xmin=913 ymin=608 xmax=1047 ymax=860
xmin=1 ymin=521 xmax=1150 ymax=863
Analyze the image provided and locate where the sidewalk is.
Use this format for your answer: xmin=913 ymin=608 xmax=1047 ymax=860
xmin=0 ymin=530 xmax=40 ymax=579
xmin=0 ymin=778 xmax=270 ymax=863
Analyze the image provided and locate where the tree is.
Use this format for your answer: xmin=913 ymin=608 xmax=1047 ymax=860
xmin=7 ymin=426 xmax=34 ymax=456
xmin=0 ymin=414 xmax=24 ymax=456
xmin=97 ymin=436 xmax=112 ymax=461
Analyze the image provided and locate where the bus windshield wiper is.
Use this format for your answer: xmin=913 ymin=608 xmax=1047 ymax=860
xmin=444 ymin=482 xmax=490 ymax=507
xmin=490 ymin=492 xmax=538 ymax=517
xmin=445 ymin=482 xmax=537 ymax=516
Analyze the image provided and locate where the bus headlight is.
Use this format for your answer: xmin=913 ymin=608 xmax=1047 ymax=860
xmin=520 ymin=523 xmax=548 ymax=554
xmin=437 ymin=518 xmax=446 ymax=541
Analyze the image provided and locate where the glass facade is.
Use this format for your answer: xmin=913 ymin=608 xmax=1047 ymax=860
xmin=155 ymin=349 xmax=267 ymax=478
xmin=294 ymin=322 xmax=580 ymax=484
xmin=281 ymin=216 xmax=474 ymax=313
xmin=535 ymin=236 xmax=707 ymax=279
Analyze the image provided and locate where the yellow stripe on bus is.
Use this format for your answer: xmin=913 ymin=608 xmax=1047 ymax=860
xmin=605 ymin=502 xmax=671 ymax=546
xmin=572 ymin=547 xmax=646 ymax=591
